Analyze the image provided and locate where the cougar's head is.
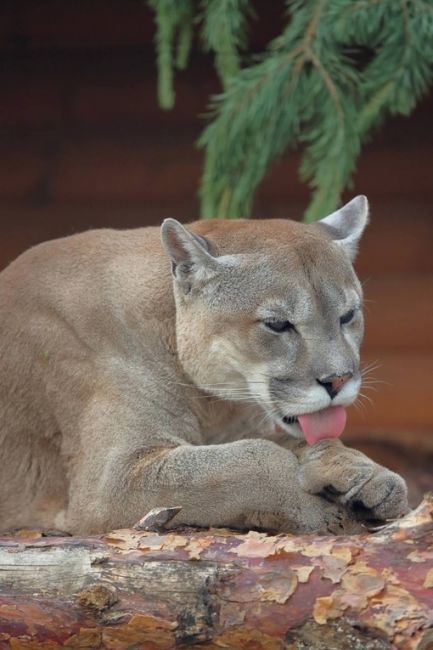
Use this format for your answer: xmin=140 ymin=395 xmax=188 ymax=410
xmin=161 ymin=197 xmax=369 ymax=444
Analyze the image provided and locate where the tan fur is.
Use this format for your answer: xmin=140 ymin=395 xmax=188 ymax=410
xmin=0 ymin=199 xmax=408 ymax=534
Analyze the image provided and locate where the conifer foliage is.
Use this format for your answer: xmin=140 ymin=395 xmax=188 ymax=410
xmin=148 ymin=1 xmax=433 ymax=221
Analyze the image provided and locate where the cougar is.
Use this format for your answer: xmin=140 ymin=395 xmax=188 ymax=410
xmin=0 ymin=196 xmax=408 ymax=534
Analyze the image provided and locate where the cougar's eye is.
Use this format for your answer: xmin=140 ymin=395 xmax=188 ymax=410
xmin=340 ymin=309 xmax=355 ymax=325
xmin=264 ymin=320 xmax=295 ymax=333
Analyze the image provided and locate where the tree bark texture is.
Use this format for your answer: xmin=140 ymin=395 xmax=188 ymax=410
xmin=0 ymin=497 xmax=432 ymax=650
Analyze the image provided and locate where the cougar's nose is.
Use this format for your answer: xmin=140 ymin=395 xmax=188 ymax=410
xmin=317 ymin=372 xmax=353 ymax=399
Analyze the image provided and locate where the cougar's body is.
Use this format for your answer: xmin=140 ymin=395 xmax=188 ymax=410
xmin=0 ymin=202 xmax=408 ymax=534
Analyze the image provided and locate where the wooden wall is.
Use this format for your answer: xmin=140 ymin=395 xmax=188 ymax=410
xmin=0 ymin=0 xmax=432 ymax=450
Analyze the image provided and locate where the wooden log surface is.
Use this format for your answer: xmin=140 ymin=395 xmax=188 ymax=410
xmin=0 ymin=498 xmax=432 ymax=649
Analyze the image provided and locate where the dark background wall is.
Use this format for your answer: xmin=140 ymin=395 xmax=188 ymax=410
xmin=1 ymin=1 xmax=432 ymax=457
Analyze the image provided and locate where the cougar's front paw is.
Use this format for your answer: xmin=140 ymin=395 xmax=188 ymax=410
xmin=346 ymin=468 xmax=408 ymax=521
xmin=298 ymin=440 xmax=409 ymax=521
xmin=286 ymin=491 xmax=365 ymax=536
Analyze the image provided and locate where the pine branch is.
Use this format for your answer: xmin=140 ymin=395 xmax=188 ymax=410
xmin=199 ymin=0 xmax=361 ymax=220
xmin=148 ymin=0 xmax=433 ymax=220
xmin=199 ymin=0 xmax=433 ymax=221
xmin=148 ymin=0 xmax=193 ymax=109
xmin=175 ymin=5 xmax=194 ymax=71
xmin=200 ymin=0 xmax=254 ymax=88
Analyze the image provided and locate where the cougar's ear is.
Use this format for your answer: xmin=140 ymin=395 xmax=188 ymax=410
xmin=317 ymin=195 xmax=369 ymax=262
xmin=161 ymin=219 xmax=217 ymax=294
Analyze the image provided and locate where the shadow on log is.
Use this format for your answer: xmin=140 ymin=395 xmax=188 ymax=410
xmin=0 ymin=497 xmax=432 ymax=649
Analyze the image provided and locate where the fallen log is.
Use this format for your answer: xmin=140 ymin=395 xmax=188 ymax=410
xmin=0 ymin=497 xmax=432 ymax=649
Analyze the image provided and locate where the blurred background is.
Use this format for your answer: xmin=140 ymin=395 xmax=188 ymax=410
xmin=0 ymin=1 xmax=432 ymax=502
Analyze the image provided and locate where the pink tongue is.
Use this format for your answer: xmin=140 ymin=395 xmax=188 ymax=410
xmin=298 ymin=406 xmax=347 ymax=446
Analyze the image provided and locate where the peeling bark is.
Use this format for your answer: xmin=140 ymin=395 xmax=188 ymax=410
xmin=0 ymin=497 xmax=432 ymax=649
